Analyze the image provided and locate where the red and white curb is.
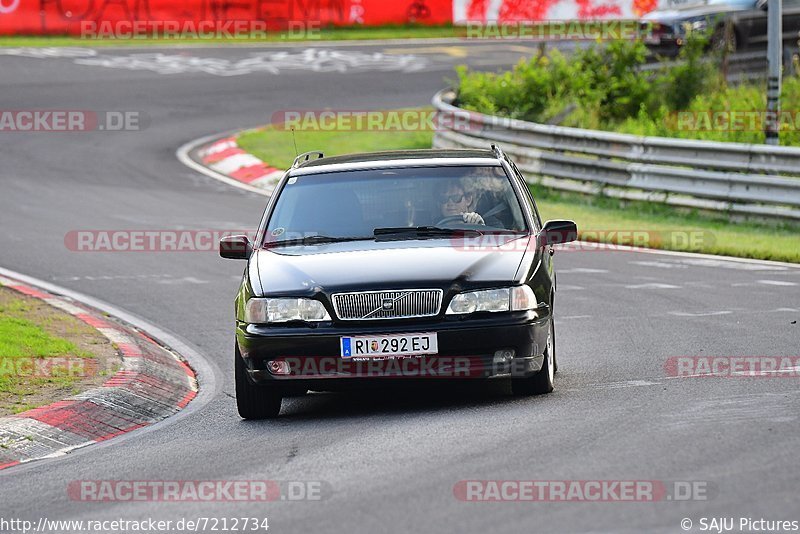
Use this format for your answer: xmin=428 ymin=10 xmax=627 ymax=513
xmin=196 ymin=135 xmax=284 ymax=192
xmin=0 ymin=274 xmax=198 ymax=471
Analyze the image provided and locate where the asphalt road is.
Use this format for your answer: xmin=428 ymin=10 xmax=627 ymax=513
xmin=1 ymin=40 xmax=799 ymax=534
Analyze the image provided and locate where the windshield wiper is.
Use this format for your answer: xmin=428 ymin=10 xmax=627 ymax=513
xmin=373 ymin=226 xmax=483 ymax=239
xmin=266 ymin=235 xmax=373 ymax=247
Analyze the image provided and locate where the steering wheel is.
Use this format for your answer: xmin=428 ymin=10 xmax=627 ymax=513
xmin=434 ymin=215 xmax=466 ymax=226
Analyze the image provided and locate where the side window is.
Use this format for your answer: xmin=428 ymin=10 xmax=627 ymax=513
xmin=510 ymin=161 xmax=542 ymax=230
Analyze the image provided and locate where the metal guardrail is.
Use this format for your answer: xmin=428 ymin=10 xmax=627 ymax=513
xmin=640 ymin=50 xmax=794 ymax=84
xmin=432 ymin=89 xmax=800 ymax=220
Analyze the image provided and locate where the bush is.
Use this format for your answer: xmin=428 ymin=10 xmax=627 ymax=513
xmin=455 ymin=35 xmax=800 ymax=146
xmin=455 ymin=49 xmax=573 ymax=121
xmin=569 ymin=39 xmax=652 ymax=123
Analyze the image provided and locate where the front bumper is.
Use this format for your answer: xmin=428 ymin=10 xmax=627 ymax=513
xmin=237 ymin=312 xmax=549 ymax=391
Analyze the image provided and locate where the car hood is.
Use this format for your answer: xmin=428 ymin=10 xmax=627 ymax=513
xmin=251 ymin=235 xmax=531 ymax=295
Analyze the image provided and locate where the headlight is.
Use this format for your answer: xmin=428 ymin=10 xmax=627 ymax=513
xmin=245 ymin=298 xmax=331 ymax=323
xmin=446 ymin=286 xmax=538 ymax=315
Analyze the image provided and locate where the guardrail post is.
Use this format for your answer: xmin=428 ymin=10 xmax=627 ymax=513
xmin=765 ymin=0 xmax=783 ymax=145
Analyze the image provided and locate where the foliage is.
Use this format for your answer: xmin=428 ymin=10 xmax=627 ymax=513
xmin=456 ymin=35 xmax=800 ymax=146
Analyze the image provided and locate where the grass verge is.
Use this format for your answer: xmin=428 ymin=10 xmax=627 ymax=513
xmin=0 ymin=24 xmax=464 ymax=47
xmin=235 ymin=112 xmax=800 ymax=263
xmin=0 ymin=286 xmax=120 ymax=416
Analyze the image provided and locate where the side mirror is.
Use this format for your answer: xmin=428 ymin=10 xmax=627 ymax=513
xmin=220 ymin=235 xmax=251 ymax=260
xmin=540 ymin=220 xmax=578 ymax=246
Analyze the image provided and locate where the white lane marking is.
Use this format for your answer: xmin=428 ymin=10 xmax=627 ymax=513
xmin=71 ymin=49 xmax=429 ymax=76
xmin=155 ymin=277 xmax=209 ymax=285
xmin=663 ymin=393 xmax=798 ymax=426
xmin=630 ymin=260 xmax=689 ymax=269
xmin=557 ymin=284 xmax=585 ymax=291
xmin=591 ymin=380 xmax=660 ymax=389
xmin=757 ymin=280 xmax=798 ymax=286
xmin=569 ymin=241 xmax=800 ymax=270
xmin=625 ymin=283 xmax=681 ymax=289
xmin=770 ymin=307 xmax=800 ymax=313
xmin=51 ymin=274 xmax=176 ymax=282
xmin=1 ymin=47 xmax=429 ymax=76
xmin=731 ymin=366 xmax=800 ymax=376
xmin=668 ymin=311 xmax=733 ymax=317
xmin=0 ymin=47 xmax=97 ymax=59
xmin=558 ymin=268 xmax=609 ymax=274
xmin=678 ymin=258 xmax=788 ymax=271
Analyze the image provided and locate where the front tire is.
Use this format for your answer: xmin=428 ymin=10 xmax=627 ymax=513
xmin=511 ymin=318 xmax=555 ymax=396
xmin=235 ymin=345 xmax=282 ymax=419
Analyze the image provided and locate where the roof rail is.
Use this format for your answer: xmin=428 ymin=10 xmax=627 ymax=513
xmin=490 ymin=144 xmax=505 ymax=160
xmin=292 ymin=151 xmax=324 ymax=169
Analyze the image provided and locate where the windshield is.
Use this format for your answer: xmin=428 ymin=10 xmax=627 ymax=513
xmin=262 ymin=165 xmax=528 ymax=246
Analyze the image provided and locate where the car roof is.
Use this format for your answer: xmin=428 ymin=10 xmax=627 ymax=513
xmin=293 ymin=149 xmax=499 ymax=172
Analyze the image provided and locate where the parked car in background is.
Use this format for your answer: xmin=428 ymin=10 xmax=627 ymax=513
xmin=642 ymin=0 xmax=800 ymax=55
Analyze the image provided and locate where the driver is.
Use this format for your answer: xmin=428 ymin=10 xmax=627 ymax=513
xmin=437 ymin=180 xmax=485 ymax=225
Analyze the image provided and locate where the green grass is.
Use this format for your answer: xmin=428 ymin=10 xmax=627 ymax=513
xmin=0 ymin=317 xmax=79 ymax=359
xmin=235 ymin=110 xmax=800 ymax=263
xmin=531 ymin=186 xmax=800 ymax=263
xmin=0 ymin=291 xmax=95 ymax=401
xmin=238 ymin=123 xmax=433 ymax=170
xmin=0 ymin=24 xmax=463 ymax=47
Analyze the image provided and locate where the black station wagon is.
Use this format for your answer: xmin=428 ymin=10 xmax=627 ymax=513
xmin=220 ymin=146 xmax=577 ymax=419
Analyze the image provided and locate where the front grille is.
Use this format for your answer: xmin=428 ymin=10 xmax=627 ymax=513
xmin=332 ymin=289 xmax=443 ymax=320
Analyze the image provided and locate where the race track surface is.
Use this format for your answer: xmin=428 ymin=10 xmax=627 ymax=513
xmin=1 ymin=41 xmax=799 ymax=533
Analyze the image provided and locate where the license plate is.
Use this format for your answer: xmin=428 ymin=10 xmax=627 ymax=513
xmin=340 ymin=332 xmax=438 ymax=358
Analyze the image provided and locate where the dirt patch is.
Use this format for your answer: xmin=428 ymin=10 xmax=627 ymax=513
xmin=0 ymin=286 xmax=121 ymax=416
